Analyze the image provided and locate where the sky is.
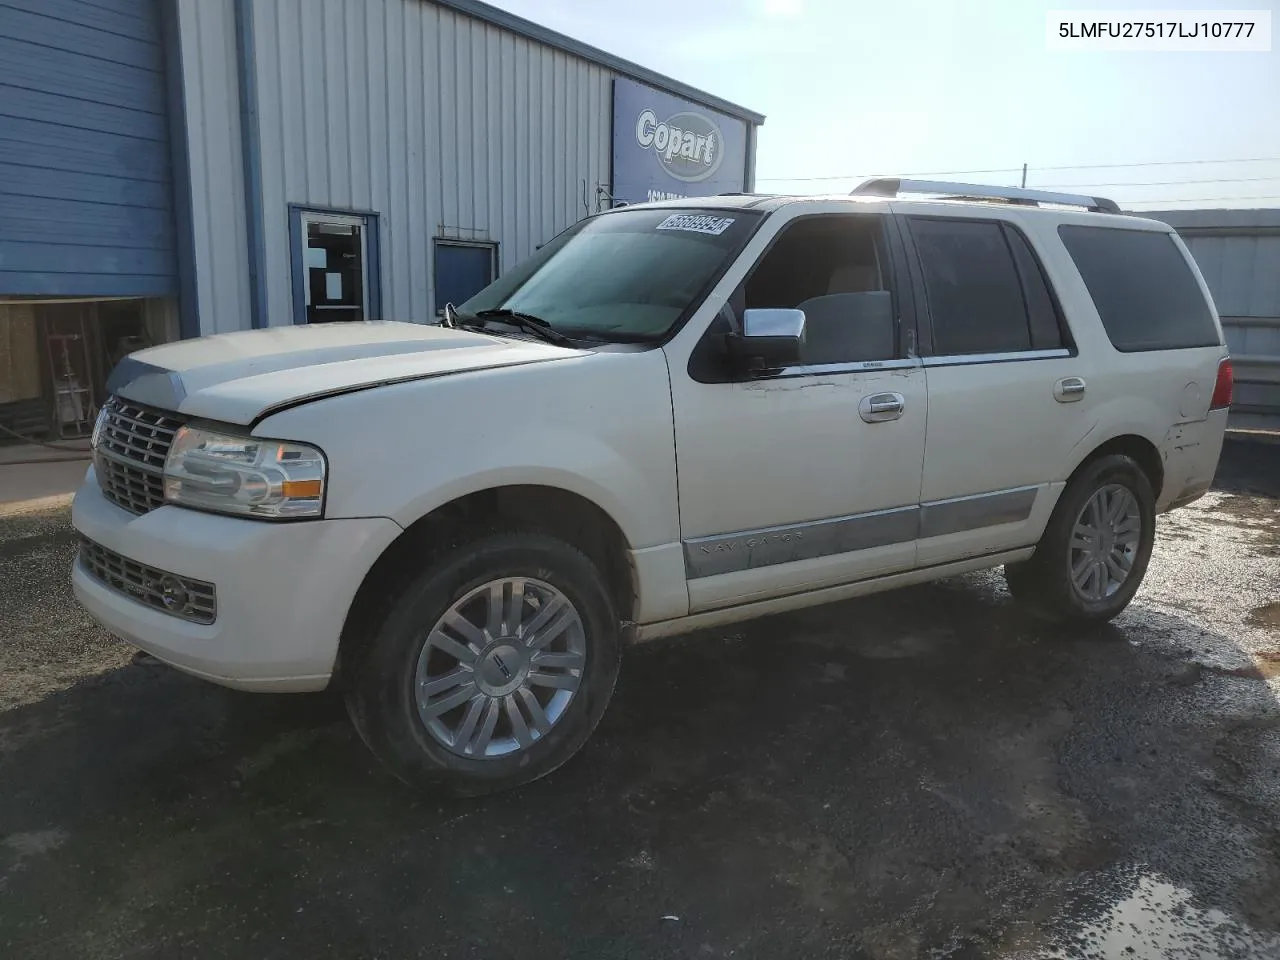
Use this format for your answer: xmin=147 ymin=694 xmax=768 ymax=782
xmin=488 ymin=0 xmax=1280 ymax=210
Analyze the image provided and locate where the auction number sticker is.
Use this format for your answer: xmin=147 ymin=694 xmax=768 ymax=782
xmin=655 ymin=214 xmax=737 ymax=236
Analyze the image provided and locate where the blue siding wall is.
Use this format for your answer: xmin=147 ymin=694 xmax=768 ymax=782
xmin=0 ymin=0 xmax=177 ymax=295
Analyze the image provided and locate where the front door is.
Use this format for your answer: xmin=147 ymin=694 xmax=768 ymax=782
xmin=667 ymin=212 xmax=928 ymax=613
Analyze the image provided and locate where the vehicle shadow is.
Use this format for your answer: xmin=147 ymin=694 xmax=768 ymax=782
xmin=3 ymin=570 xmax=1278 ymax=959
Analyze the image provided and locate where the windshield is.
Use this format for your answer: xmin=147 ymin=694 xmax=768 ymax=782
xmin=459 ymin=208 xmax=761 ymax=340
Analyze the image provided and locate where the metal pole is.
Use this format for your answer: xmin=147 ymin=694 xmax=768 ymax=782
xmin=1021 ymin=163 xmax=1028 ymax=188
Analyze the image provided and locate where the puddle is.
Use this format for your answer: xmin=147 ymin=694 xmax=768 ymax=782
xmin=1016 ymin=868 xmax=1280 ymax=959
xmin=3 ymin=828 xmax=68 ymax=859
xmin=2 ymin=828 xmax=70 ymax=885
xmin=1252 ymin=651 xmax=1280 ymax=680
xmin=1247 ymin=602 xmax=1280 ymax=632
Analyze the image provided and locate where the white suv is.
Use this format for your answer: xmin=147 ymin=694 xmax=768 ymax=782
xmin=71 ymin=180 xmax=1232 ymax=795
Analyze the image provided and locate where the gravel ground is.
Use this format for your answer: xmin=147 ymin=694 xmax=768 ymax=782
xmin=1 ymin=439 xmax=1278 ymax=959
xmin=0 ymin=494 xmax=130 ymax=714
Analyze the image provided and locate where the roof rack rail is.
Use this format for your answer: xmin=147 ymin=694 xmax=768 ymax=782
xmin=852 ymin=178 xmax=1121 ymax=214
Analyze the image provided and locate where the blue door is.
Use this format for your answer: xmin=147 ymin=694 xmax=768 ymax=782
xmin=434 ymin=242 xmax=495 ymax=317
xmin=0 ymin=0 xmax=176 ymax=296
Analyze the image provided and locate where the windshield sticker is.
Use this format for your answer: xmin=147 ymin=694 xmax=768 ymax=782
xmin=655 ymin=214 xmax=737 ymax=236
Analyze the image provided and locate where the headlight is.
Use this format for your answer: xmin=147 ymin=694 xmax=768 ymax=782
xmin=163 ymin=426 xmax=326 ymax=519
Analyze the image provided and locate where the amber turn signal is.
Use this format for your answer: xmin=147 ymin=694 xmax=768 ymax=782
xmin=281 ymin=479 xmax=323 ymax=498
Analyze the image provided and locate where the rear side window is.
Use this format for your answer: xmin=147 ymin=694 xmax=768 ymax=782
xmin=1058 ymin=225 xmax=1220 ymax=352
xmin=908 ymin=218 xmax=1063 ymax=356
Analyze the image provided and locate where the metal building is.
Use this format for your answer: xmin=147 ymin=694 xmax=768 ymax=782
xmin=1151 ymin=209 xmax=1280 ymax=429
xmin=0 ymin=0 xmax=763 ymax=443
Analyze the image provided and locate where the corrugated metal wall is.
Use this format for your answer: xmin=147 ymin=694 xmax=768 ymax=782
xmin=1153 ymin=210 xmax=1280 ymax=423
xmin=248 ymin=0 xmax=613 ymax=325
xmin=0 ymin=0 xmax=177 ymax=296
xmin=1182 ymin=235 xmax=1280 ymax=419
xmin=175 ymin=0 xmax=251 ymax=335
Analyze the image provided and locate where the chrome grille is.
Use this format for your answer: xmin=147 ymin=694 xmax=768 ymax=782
xmin=95 ymin=398 xmax=184 ymax=515
xmin=79 ymin=537 xmax=217 ymax=624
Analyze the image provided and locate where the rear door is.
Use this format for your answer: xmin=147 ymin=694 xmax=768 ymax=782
xmin=899 ymin=210 xmax=1095 ymax=566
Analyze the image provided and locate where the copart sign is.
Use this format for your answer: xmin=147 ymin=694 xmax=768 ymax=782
xmin=612 ymin=78 xmax=750 ymax=205
xmin=635 ymin=109 xmax=723 ymax=182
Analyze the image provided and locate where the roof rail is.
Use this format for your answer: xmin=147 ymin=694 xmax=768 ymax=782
xmin=852 ymin=178 xmax=1121 ymax=214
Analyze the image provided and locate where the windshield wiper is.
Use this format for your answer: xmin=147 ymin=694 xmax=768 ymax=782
xmin=462 ymin=308 xmax=573 ymax=347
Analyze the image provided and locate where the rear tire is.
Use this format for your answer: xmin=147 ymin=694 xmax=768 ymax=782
xmin=344 ymin=531 xmax=621 ymax=796
xmin=1003 ymin=454 xmax=1155 ymax=624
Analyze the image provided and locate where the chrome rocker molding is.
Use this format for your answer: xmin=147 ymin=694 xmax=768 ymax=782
xmin=683 ymin=485 xmax=1039 ymax=579
xmin=919 ymin=485 xmax=1038 ymax=539
xmin=638 ymin=546 xmax=1038 ymax=642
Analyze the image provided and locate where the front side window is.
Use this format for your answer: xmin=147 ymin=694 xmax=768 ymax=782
xmin=460 ymin=208 xmax=761 ymax=340
xmin=1058 ymin=225 xmax=1220 ymax=352
xmin=908 ymin=218 xmax=1042 ymax=356
xmin=739 ymin=215 xmax=898 ymax=365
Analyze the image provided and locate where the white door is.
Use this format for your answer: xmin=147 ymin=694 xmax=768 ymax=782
xmin=666 ymin=212 xmax=928 ymax=613
xmin=900 ymin=210 xmax=1095 ymax=566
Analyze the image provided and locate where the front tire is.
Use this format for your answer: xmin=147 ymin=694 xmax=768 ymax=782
xmin=344 ymin=531 xmax=622 ymax=795
xmin=1004 ymin=454 xmax=1156 ymax=624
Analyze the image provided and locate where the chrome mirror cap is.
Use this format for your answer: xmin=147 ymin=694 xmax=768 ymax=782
xmin=742 ymin=308 xmax=806 ymax=342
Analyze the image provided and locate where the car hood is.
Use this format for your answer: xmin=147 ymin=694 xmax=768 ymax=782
xmin=108 ymin=321 xmax=583 ymax=425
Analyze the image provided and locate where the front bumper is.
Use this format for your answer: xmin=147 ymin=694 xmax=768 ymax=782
xmin=71 ymin=468 xmax=402 ymax=692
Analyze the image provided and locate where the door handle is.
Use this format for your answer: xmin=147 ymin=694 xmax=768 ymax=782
xmin=1055 ymin=377 xmax=1086 ymax=403
xmin=859 ymin=392 xmax=905 ymax=423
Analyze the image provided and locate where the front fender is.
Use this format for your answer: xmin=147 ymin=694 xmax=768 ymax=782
xmin=254 ymin=350 xmax=680 ymax=550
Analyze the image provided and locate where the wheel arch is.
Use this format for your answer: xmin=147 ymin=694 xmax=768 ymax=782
xmin=1065 ymin=433 xmax=1165 ymax=501
xmin=335 ymin=485 xmax=636 ymax=685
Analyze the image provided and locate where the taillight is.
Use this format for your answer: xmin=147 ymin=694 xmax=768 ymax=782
xmin=1210 ymin=358 xmax=1233 ymax=410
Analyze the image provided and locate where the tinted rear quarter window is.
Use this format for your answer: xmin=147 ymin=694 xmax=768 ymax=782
xmin=1058 ymin=225 xmax=1220 ymax=352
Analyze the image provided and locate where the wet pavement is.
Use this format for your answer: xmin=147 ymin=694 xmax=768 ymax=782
xmin=2 ymin=439 xmax=1278 ymax=959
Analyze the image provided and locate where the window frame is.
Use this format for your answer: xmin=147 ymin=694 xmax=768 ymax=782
xmin=688 ymin=212 xmax=921 ymax=384
xmin=902 ymin=214 xmax=1076 ymax=366
xmin=433 ymin=238 xmax=499 ymax=318
xmin=288 ymin=205 xmax=382 ymax=325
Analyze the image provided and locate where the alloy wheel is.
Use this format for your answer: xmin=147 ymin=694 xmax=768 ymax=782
xmin=413 ymin=577 xmax=586 ymax=758
xmin=1068 ymin=483 xmax=1142 ymax=602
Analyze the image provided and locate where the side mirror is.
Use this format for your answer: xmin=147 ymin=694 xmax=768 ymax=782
xmin=727 ymin=308 xmax=806 ymax=373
